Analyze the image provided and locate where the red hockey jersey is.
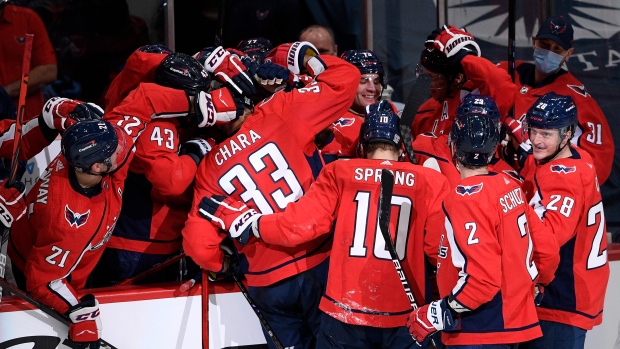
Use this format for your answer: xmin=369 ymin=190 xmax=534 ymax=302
xmin=439 ymin=172 xmax=559 ymax=345
xmin=527 ymin=146 xmax=609 ymax=330
xmin=412 ymin=55 xmax=516 ymax=138
xmin=258 ymin=159 xmax=449 ymax=328
xmin=106 ymin=83 xmax=199 ymax=255
xmin=8 ymin=87 xmax=160 ymax=314
xmin=498 ymin=61 xmax=614 ymax=184
xmin=182 ymin=55 xmax=360 ymax=287
xmin=104 ymin=50 xmax=168 ymax=112
xmin=319 ymin=109 xmax=364 ymax=160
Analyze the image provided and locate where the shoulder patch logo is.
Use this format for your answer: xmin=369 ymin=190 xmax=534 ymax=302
xmin=550 ymin=164 xmax=576 ymax=174
xmin=334 ymin=118 xmax=356 ymax=127
xmin=520 ymin=86 xmax=529 ymax=94
xmin=55 ymin=160 xmax=65 ymax=172
xmin=456 ymin=183 xmax=483 ymax=196
xmin=567 ymin=84 xmax=590 ymax=97
xmin=65 ymin=205 xmax=90 ymax=228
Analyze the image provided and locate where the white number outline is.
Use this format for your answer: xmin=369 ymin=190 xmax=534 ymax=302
xmin=587 ymin=202 xmax=607 ymax=270
xmin=349 ymin=192 xmax=412 ymax=260
xmin=218 ymin=143 xmax=303 ymax=214
xmin=45 ymin=246 xmax=70 ymax=268
xmin=518 ymin=213 xmax=539 ymax=281
xmin=150 ymin=126 xmax=175 ymax=150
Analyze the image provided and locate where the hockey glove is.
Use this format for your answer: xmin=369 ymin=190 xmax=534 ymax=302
xmin=208 ymin=240 xmax=241 ymax=282
xmin=66 ymin=294 xmax=102 ymax=349
xmin=407 ymin=297 xmax=459 ymax=346
xmin=431 ymin=25 xmax=481 ymax=63
xmin=0 ymin=180 xmax=26 ymax=228
xmin=366 ymin=100 xmax=397 ymax=115
xmin=502 ymin=116 xmax=528 ymax=146
xmin=255 ymin=61 xmax=294 ymax=88
xmin=264 ymin=41 xmax=319 ymax=75
xmin=41 ymin=97 xmax=103 ymax=131
xmin=179 ymin=138 xmax=214 ymax=166
xmin=202 ymin=46 xmax=257 ymax=96
xmin=193 ymin=87 xmax=251 ymax=128
xmin=198 ymin=195 xmax=261 ymax=246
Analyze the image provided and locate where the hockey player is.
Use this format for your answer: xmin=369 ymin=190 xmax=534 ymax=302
xmin=520 ymin=93 xmax=609 ymax=349
xmin=413 ymin=94 xmax=522 ymax=188
xmin=0 ymin=97 xmax=102 ymax=230
xmin=92 ymin=53 xmax=236 ymax=286
xmin=411 ymin=25 xmax=515 ymax=138
xmin=407 ymin=112 xmax=559 ymax=347
xmin=9 ymin=118 xmax=134 ymax=349
xmin=317 ymin=49 xmax=386 ymax=162
xmin=498 ymin=16 xmax=614 ymax=184
xmin=8 ymin=82 xmax=237 ymax=346
xmin=199 ymin=100 xmax=449 ymax=349
xmin=182 ymin=42 xmax=359 ymax=349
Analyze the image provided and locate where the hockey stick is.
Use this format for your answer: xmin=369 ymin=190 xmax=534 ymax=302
xmin=201 ymin=269 xmax=209 ymax=349
xmin=508 ymin=0 xmax=516 ymax=83
xmin=379 ymin=169 xmax=438 ymax=348
xmin=398 ymin=68 xmax=433 ymax=164
xmin=113 ymin=252 xmax=185 ymax=286
xmin=0 ymin=33 xmax=33 ymax=303
xmin=231 ymin=273 xmax=285 ymax=349
xmin=0 ymin=278 xmax=118 ymax=348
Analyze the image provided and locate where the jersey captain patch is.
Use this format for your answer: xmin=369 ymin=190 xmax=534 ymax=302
xmin=550 ymin=164 xmax=576 ymax=174
xmin=567 ymin=84 xmax=590 ymax=98
xmin=65 ymin=205 xmax=90 ymax=228
xmin=455 ymin=183 xmax=483 ymax=196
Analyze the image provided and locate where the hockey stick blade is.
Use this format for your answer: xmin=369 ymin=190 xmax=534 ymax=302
xmin=399 ymin=71 xmax=432 ymax=164
xmin=0 ymin=277 xmax=118 ymax=348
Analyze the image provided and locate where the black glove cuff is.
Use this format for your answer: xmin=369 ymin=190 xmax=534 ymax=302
xmin=37 ymin=114 xmax=61 ymax=141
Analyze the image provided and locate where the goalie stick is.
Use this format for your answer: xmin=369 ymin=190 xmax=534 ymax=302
xmin=398 ymin=68 xmax=432 ymax=164
xmin=379 ymin=169 xmax=438 ymax=348
xmin=231 ymin=273 xmax=285 ymax=349
xmin=0 ymin=278 xmax=118 ymax=348
xmin=0 ymin=33 xmax=33 ymax=303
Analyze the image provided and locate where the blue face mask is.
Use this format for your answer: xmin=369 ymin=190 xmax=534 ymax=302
xmin=533 ymin=47 xmax=566 ymax=75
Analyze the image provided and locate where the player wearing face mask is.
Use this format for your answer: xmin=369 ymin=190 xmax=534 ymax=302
xmin=497 ymin=15 xmax=614 ymax=185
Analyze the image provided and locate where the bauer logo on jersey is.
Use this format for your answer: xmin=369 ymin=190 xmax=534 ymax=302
xmin=334 ymin=118 xmax=356 ymax=127
xmin=65 ymin=205 xmax=90 ymax=228
xmin=550 ymin=164 xmax=576 ymax=174
xmin=455 ymin=183 xmax=483 ymax=196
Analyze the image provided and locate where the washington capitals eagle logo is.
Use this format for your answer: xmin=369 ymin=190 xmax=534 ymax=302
xmin=65 ymin=205 xmax=90 ymax=228
xmin=549 ymin=19 xmax=567 ymax=34
xmin=455 ymin=183 xmax=483 ymax=196
xmin=334 ymin=118 xmax=355 ymax=127
xmin=567 ymin=84 xmax=590 ymax=97
xmin=550 ymin=164 xmax=577 ymax=174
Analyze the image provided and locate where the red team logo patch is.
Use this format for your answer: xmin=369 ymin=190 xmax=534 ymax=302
xmin=65 ymin=205 xmax=90 ymax=228
xmin=455 ymin=183 xmax=483 ymax=196
xmin=550 ymin=164 xmax=577 ymax=174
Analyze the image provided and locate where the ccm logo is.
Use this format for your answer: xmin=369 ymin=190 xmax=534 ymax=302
xmin=207 ymin=47 xmax=226 ymax=68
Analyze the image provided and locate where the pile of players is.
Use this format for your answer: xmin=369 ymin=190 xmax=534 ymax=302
xmin=0 ymin=15 xmax=610 ymax=349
